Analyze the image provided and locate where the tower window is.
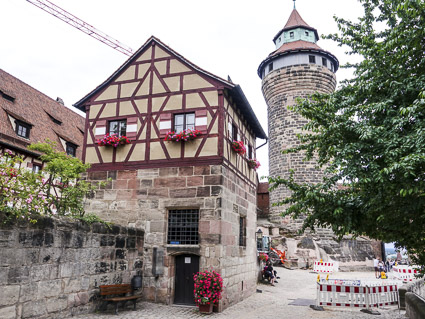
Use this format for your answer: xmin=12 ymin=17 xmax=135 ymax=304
xmin=305 ymin=31 xmax=309 ymax=36
xmin=322 ymin=58 xmax=327 ymax=67
xmin=268 ymin=63 xmax=273 ymax=72
xmin=290 ymin=31 xmax=294 ymax=38
xmin=309 ymin=55 xmax=316 ymax=63
xmin=278 ymin=37 xmax=281 ymax=42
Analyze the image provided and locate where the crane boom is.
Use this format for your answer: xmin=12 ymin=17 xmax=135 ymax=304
xmin=26 ymin=0 xmax=133 ymax=56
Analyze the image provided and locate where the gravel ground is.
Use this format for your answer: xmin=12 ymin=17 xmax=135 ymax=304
xmin=75 ymin=268 xmax=407 ymax=319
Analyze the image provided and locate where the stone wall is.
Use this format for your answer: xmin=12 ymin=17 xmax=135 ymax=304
xmin=0 ymin=217 xmax=144 ymax=319
xmin=84 ymin=164 xmax=258 ymax=310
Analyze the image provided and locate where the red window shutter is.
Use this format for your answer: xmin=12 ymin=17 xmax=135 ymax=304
xmin=159 ymin=113 xmax=172 ymax=138
xmin=195 ymin=110 xmax=208 ymax=134
xmin=126 ymin=117 xmax=138 ymax=140
xmin=95 ymin=120 xmax=107 ymax=141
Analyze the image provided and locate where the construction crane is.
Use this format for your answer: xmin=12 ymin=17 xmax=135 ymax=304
xmin=26 ymin=0 xmax=134 ymax=56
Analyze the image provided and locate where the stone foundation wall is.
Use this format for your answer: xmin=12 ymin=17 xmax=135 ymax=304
xmin=0 ymin=217 xmax=144 ymax=319
xmin=84 ymin=164 xmax=257 ymax=310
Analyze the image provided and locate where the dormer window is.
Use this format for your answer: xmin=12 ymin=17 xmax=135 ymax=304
xmin=109 ymin=119 xmax=127 ymax=137
xmin=1 ymin=90 xmax=15 ymax=103
xmin=290 ymin=31 xmax=294 ymax=38
xmin=66 ymin=142 xmax=77 ymax=157
xmin=15 ymin=120 xmax=31 ymax=139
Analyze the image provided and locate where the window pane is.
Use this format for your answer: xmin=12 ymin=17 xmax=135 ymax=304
xmin=175 ymin=114 xmax=184 ymax=125
xmin=186 ymin=113 xmax=195 ymax=130
xmin=175 ymin=124 xmax=184 ymax=132
xmin=119 ymin=121 xmax=127 ymax=136
xmin=109 ymin=121 xmax=119 ymax=135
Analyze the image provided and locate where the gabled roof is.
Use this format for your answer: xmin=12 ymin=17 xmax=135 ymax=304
xmin=74 ymin=36 xmax=267 ymax=139
xmin=0 ymin=69 xmax=85 ymax=158
xmin=273 ymin=9 xmax=319 ymax=43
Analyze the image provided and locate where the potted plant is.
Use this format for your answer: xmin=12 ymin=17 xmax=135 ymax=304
xmin=247 ymin=159 xmax=261 ymax=170
xmin=97 ymin=134 xmax=130 ymax=147
xmin=193 ymin=270 xmax=223 ymax=314
xmin=231 ymin=140 xmax=246 ymax=155
xmin=165 ymin=129 xmax=202 ymax=142
xmin=258 ymin=252 xmax=268 ymax=263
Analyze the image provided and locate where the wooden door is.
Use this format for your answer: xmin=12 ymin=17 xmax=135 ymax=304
xmin=174 ymin=254 xmax=199 ymax=305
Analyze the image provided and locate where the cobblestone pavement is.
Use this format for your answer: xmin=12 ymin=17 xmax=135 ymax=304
xmin=76 ymin=268 xmax=406 ymax=319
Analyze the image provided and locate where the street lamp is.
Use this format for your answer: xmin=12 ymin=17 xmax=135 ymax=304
xmin=256 ymin=229 xmax=263 ymax=240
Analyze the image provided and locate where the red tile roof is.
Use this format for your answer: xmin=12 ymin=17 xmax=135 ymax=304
xmin=270 ymin=40 xmax=322 ymax=57
xmin=0 ymin=69 xmax=85 ymax=158
xmin=258 ymin=182 xmax=269 ymax=194
xmin=284 ymin=9 xmax=311 ymax=29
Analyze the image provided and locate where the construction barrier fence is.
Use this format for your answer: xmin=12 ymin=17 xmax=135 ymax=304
xmin=392 ymin=265 xmax=419 ymax=282
xmin=316 ymin=282 xmax=398 ymax=311
xmin=313 ymin=261 xmax=338 ymax=273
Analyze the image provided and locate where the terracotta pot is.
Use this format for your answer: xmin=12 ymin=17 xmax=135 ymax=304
xmin=198 ymin=303 xmax=213 ymax=314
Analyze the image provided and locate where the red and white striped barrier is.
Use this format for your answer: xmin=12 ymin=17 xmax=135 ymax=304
xmin=313 ymin=261 xmax=337 ymax=273
xmin=367 ymin=285 xmax=399 ymax=307
xmin=315 ymin=282 xmax=398 ymax=311
xmin=392 ymin=265 xmax=419 ymax=282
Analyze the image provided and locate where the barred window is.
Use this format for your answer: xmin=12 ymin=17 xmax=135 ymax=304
xmin=167 ymin=209 xmax=199 ymax=245
xmin=239 ymin=216 xmax=246 ymax=247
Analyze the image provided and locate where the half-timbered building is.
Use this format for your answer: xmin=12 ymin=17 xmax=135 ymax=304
xmin=74 ymin=36 xmax=266 ymax=309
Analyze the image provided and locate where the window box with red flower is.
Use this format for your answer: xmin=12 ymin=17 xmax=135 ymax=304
xmin=193 ymin=270 xmax=223 ymax=314
xmin=247 ymin=159 xmax=261 ymax=170
xmin=97 ymin=134 xmax=131 ymax=148
xmin=164 ymin=129 xmax=202 ymax=142
xmin=231 ymin=140 xmax=246 ymax=155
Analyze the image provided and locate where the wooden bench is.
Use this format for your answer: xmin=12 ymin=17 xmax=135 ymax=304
xmin=99 ymin=284 xmax=140 ymax=315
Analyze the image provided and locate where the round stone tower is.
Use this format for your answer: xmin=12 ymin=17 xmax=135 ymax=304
xmin=258 ymin=8 xmax=339 ymax=228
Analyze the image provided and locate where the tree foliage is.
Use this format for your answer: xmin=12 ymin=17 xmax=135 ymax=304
xmin=1 ymin=141 xmax=104 ymax=224
xmin=269 ymin=0 xmax=425 ymax=267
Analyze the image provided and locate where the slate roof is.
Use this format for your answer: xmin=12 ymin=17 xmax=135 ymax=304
xmin=0 ymin=69 xmax=85 ymax=158
xmin=74 ymin=36 xmax=267 ymax=140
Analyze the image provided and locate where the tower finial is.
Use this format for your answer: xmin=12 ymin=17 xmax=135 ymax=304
xmin=293 ymin=0 xmax=296 ymax=9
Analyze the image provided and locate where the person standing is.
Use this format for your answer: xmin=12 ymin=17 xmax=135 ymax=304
xmin=373 ymin=257 xmax=379 ymax=278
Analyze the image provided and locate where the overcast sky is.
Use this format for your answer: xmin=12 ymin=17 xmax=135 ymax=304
xmin=2 ymin=0 xmax=364 ymax=177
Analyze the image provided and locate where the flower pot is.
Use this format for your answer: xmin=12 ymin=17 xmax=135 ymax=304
xmin=198 ymin=303 xmax=213 ymax=314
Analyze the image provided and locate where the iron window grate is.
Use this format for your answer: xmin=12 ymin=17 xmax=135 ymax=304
xmin=168 ymin=209 xmax=199 ymax=245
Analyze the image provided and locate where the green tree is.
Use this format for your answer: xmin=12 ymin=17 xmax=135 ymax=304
xmin=269 ymin=0 xmax=425 ymax=268
xmin=1 ymin=141 xmax=104 ymax=224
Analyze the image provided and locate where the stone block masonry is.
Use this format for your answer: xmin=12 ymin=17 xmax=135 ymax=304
xmin=84 ymin=164 xmax=258 ymax=311
xmin=0 ymin=217 xmax=144 ymax=319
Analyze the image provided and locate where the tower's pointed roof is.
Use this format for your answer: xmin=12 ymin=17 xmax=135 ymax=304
xmin=284 ymin=9 xmax=311 ymax=29
xmin=273 ymin=9 xmax=319 ymax=43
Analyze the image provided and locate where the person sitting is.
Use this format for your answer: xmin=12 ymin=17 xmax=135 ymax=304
xmin=264 ymin=261 xmax=277 ymax=286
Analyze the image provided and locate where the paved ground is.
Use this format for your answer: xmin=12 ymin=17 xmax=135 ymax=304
xmin=76 ymin=268 xmax=406 ymax=319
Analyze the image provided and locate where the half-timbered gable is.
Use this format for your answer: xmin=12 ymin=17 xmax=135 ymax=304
xmin=76 ymin=36 xmax=266 ymax=311
xmin=75 ymin=37 xmax=265 ymax=184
